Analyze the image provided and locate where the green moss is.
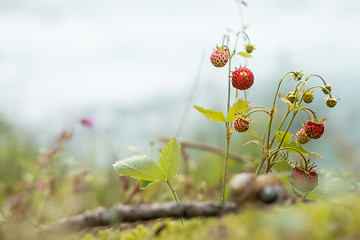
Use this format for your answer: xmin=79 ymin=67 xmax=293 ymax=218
xmin=78 ymin=194 xmax=360 ymax=240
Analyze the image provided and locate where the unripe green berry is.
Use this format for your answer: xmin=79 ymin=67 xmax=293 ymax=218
xmin=303 ymin=92 xmax=314 ymax=104
xmin=245 ymin=44 xmax=255 ymax=53
xmin=287 ymin=93 xmax=296 ymax=103
xmin=325 ymin=97 xmax=337 ymax=108
xmin=322 ymin=85 xmax=332 ymax=94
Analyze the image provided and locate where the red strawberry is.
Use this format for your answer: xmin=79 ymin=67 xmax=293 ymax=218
xmin=234 ymin=118 xmax=249 ymax=132
xmin=291 ymin=167 xmax=318 ymax=192
xmin=304 ymin=120 xmax=324 ymax=139
xmin=295 ymin=128 xmax=310 ymax=144
xmin=210 ymin=47 xmax=229 ymax=68
xmin=232 ymin=67 xmax=254 ymax=90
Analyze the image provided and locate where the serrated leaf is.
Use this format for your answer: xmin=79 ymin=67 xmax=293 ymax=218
xmin=309 ymin=151 xmax=324 ymax=160
xmin=247 ymin=128 xmax=261 ymax=139
xmin=139 ymin=179 xmax=163 ymax=189
xmin=113 ymin=155 xmax=165 ymax=181
xmin=194 ymin=105 xmax=225 ymax=122
xmin=283 ymin=141 xmax=309 ymax=155
xmin=158 ymin=137 xmax=181 ymax=180
xmin=238 ymin=52 xmax=252 ymax=58
xmin=226 ymin=100 xmax=249 ymax=122
xmin=275 ymin=131 xmax=293 ymax=145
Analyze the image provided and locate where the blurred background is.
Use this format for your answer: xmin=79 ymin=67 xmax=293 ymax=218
xmin=0 ymin=0 xmax=359 ymax=171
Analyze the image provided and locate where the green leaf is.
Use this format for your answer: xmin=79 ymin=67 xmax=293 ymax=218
xmin=158 ymin=137 xmax=181 ymax=180
xmin=194 ymin=105 xmax=225 ymax=122
xmin=247 ymin=128 xmax=261 ymax=139
xmin=273 ymin=160 xmax=290 ymax=173
xmin=309 ymin=151 xmax=324 ymax=160
xmin=113 ymin=155 xmax=165 ymax=181
xmin=139 ymin=179 xmax=163 ymax=189
xmin=225 ymin=100 xmax=249 ymax=122
xmin=238 ymin=52 xmax=252 ymax=58
xmin=275 ymin=131 xmax=293 ymax=145
xmin=272 ymin=161 xmax=292 ymax=186
xmin=282 ymin=141 xmax=309 ymax=155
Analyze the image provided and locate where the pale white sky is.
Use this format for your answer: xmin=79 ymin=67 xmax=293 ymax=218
xmin=0 ymin=0 xmax=359 ymax=166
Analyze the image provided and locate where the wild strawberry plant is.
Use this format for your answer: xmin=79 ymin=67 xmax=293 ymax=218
xmin=194 ymin=31 xmax=339 ymax=202
xmin=113 ymin=137 xmax=183 ymax=222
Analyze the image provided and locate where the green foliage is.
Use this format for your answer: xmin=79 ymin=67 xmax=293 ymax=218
xmin=113 ymin=137 xmax=181 ymax=187
xmin=113 ymin=155 xmax=165 ymax=181
xmin=225 ymin=100 xmax=249 ymax=122
xmin=193 ymin=106 xmax=225 ymax=122
xmin=282 ymin=141 xmax=309 ymax=155
xmin=159 ymin=137 xmax=181 ymax=180
xmin=238 ymin=52 xmax=252 ymax=58
xmin=78 ymin=193 xmax=360 ymax=240
xmin=275 ymin=131 xmax=293 ymax=145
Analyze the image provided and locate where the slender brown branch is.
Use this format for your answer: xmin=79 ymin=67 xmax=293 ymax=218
xmin=157 ymin=137 xmax=252 ymax=164
xmin=39 ymin=201 xmax=239 ymax=234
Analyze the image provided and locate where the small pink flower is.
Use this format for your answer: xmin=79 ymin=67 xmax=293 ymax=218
xmin=80 ymin=118 xmax=94 ymax=128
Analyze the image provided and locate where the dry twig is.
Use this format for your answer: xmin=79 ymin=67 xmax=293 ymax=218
xmin=39 ymin=201 xmax=239 ymax=234
xmin=157 ymin=136 xmax=252 ymax=164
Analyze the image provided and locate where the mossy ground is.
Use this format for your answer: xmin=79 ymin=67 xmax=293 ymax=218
xmin=77 ymin=193 xmax=360 ymax=240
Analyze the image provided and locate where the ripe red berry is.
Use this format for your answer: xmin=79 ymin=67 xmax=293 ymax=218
xmin=210 ymin=48 xmax=229 ymax=68
xmin=232 ymin=67 xmax=254 ymax=90
xmin=291 ymin=167 xmax=318 ymax=192
xmin=304 ymin=120 xmax=324 ymax=139
xmin=234 ymin=118 xmax=249 ymax=132
xmin=296 ymin=128 xmax=310 ymax=144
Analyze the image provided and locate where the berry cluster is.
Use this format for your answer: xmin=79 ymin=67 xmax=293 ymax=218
xmin=200 ymin=33 xmax=338 ymax=201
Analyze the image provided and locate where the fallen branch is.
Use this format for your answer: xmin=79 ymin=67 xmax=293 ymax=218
xmin=157 ymin=136 xmax=252 ymax=164
xmin=39 ymin=201 xmax=239 ymax=234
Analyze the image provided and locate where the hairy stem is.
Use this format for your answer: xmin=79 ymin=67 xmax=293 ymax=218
xmin=255 ymin=150 xmax=267 ymax=176
xmin=221 ymin=126 xmax=231 ymax=203
xmin=266 ymin=72 xmax=295 ymax=148
xmin=166 ymin=180 xmax=184 ymax=224
xmin=221 ymin=49 xmax=233 ymax=204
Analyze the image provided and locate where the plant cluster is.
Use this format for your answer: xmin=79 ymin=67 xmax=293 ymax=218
xmin=195 ymin=31 xmax=339 ymax=201
xmin=113 ymin=30 xmax=338 ymax=204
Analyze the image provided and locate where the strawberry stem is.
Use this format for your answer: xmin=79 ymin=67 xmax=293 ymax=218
xmin=267 ymin=147 xmax=308 ymax=172
xmin=266 ymin=71 xmax=295 ymax=149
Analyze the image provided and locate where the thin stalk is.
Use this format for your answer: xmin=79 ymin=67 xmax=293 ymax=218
xmin=245 ymin=109 xmax=270 ymax=118
xmin=276 ymin=112 xmax=297 ymax=149
xmin=255 ymin=150 xmax=267 ymax=176
xmin=266 ymin=146 xmax=308 ymax=173
xmin=268 ymin=109 xmax=291 ymax=149
xmin=306 ymin=74 xmax=327 ymax=85
xmin=221 ymin=49 xmax=233 ymax=204
xmin=221 ymin=129 xmax=231 ymax=203
xmin=166 ymin=180 xmax=184 ymax=224
xmin=266 ymin=72 xmax=294 ymax=148
xmin=301 ymin=107 xmax=316 ymax=119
